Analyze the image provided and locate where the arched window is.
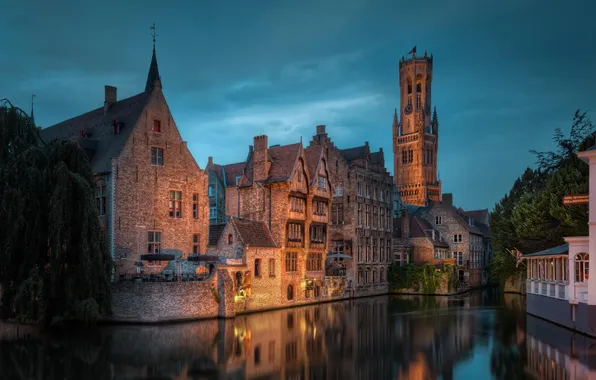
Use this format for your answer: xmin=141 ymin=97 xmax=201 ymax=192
xmin=407 ymin=77 xmax=412 ymax=94
xmin=575 ymin=253 xmax=589 ymax=282
xmin=358 ymin=269 xmax=363 ymax=284
xmin=416 ymin=81 xmax=422 ymax=93
xmin=228 ymin=234 xmax=233 ymax=244
xmin=287 ymin=284 xmax=294 ymax=300
xmin=380 ymin=268 xmax=385 ymax=282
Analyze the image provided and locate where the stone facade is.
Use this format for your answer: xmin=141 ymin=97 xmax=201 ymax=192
xmin=235 ymin=135 xmax=333 ymax=305
xmin=394 ymin=193 xmax=491 ymax=288
xmin=110 ymin=272 xmax=219 ymax=322
xmin=112 ymin=86 xmax=209 ymax=276
xmin=308 ymin=125 xmax=392 ymax=296
xmin=392 ymin=51 xmax=441 ymax=206
xmin=40 ymin=47 xmax=210 ymax=279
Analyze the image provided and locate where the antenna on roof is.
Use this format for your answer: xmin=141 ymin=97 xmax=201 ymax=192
xmin=150 ymin=22 xmax=157 ymax=50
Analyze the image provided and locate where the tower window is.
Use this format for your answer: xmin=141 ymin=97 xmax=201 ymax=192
xmin=416 ymin=81 xmax=422 ymax=93
xmin=416 ymin=94 xmax=421 ymax=110
xmin=408 ymin=96 xmax=412 ymax=106
xmin=408 ymin=149 xmax=413 ymax=163
xmin=407 ymin=77 xmax=413 ymax=94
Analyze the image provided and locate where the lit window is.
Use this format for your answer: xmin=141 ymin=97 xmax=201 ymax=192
xmin=575 ymin=253 xmax=589 ymax=282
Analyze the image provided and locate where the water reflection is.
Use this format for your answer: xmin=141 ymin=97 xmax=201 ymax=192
xmin=0 ymin=289 xmax=585 ymax=380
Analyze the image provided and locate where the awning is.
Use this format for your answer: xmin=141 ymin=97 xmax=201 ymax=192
xmin=327 ymin=253 xmax=352 ymax=259
xmin=186 ymin=254 xmax=220 ymax=262
xmin=140 ymin=254 xmax=175 ymax=261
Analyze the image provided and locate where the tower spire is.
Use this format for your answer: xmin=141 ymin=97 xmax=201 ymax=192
xmin=145 ymin=23 xmax=162 ymax=92
xmin=432 ymin=106 xmax=439 ymax=135
xmin=30 ymin=94 xmax=36 ymax=126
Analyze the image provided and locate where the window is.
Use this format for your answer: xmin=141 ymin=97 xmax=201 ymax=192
xmin=332 ymin=203 xmax=344 ymax=224
xmin=287 ymin=223 xmax=302 ymax=242
xmin=453 ymin=252 xmax=464 ymax=266
xmin=317 ymin=177 xmax=326 ymax=190
xmin=357 ymin=182 xmax=363 ymax=196
xmin=453 ymin=234 xmax=463 ymax=243
xmin=297 ymin=170 xmax=303 ymax=182
xmin=286 ymin=252 xmax=298 ymax=272
xmin=151 ymin=147 xmax=164 ymax=166
xmin=366 ymin=185 xmax=370 ymax=198
xmin=153 ymin=119 xmax=161 ymax=133
xmin=314 ymin=200 xmax=327 ymax=216
xmin=235 ymin=175 xmax=242 ymax=185
xmin=365 ymin=204 xmax=370 ymax=228
xmin=407 ymin=79 xmax=412 ymax=94
xmin=334 ymin=182 xmax=343 ymax=196
xmin=416 ymin=94 xmax=421 ymax=109
xmin=208 ymin=185 xmax=214 ymax=197
xmin=310 ymin=224 xmax=326 ymax=244
xmin=416 ymin=81 xmax=422 ymax=93
xmin=269 ymin=258 xmax=275 ymax=277
xmin=228 ymin=234 xmax=233 ymax=244
xmin=290 ymin=196 xmax=305 ymax=212
xmin=169 ymin=191 xmax=182 ymax=218
xmin=575 ymin=253 xmax=589 ymax=282
xmin=435 ymin=216 xmax=442 ymax=225
xmin=96 ymin=184 xmax=107 ymax=216
xmin=380 ymin=208 xmax=385 ymax=229
xmin=255 ymin=259 xmax=261 ymax=277
xmin=287 ymin=285 xmax=294 ymax=301
xmin=192 ymin=193 xmax=199 ymax=219
xmin=148 ymin=231 xmax=161 ymax=254
xmin=408 ymin=150 xmax=413 ymax=163
xmin=192 ymin=234 xmax=200 ymax=254
xmin=379 ymin=189 xmax=384 ymax=202
xmin=357 ymin=203 xmax=363 ymax=226
xmin=209 ymin=207 xmax=217 ymax=220
xmin=254 ymin=345 xmax=261 ymax=365
xmin=306 ymin=253 xmax=322 ymax=271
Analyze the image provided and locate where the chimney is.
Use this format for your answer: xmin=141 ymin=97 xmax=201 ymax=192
xmin=442 ymin=193 xmax=453 ymax=206
xmin=208 ymin=156 xmax=213 ymax=167
xmin=104 ymin=86 xmax=117 ymax=115
xmin=253 ymin=135 xmax=269 ymax=182
xmin=316 ymin=125 xmax=326 ymax=135
xmin=432 ymin=230 xmax=435 ymax=240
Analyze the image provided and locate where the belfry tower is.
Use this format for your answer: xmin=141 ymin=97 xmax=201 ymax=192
xmin=392 ymin=49 xmax=441 ymax=206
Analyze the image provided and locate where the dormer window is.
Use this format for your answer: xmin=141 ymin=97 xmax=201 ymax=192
xmin=113 ymin=120 xmax=120 ymax=134
xmin=469 ymin=218 xmax=474 ymax=226
xmin=153 ymin=119 xmax=161 ymax=133
xmin=235 ymin=175 xmax=242 ymax=185
xmin=317 ymin=177 xmax=326 ymax=190
xmin=435 ymin=216 xmax=442 ymax=225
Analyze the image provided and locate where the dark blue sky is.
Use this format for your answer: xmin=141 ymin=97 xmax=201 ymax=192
xmin=2 ymin=0 xmax=595 ymax=210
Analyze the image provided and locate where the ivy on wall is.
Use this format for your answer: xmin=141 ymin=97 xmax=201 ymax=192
xmin=388 ymin=263 xmax=455 ymax=294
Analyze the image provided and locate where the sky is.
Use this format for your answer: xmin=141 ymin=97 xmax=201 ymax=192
xmin=2 ymin=0 xmax=595 ymax=211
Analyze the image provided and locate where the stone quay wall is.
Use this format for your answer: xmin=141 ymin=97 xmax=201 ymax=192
xmin=109 ymin=272 xmax=221 ymax=323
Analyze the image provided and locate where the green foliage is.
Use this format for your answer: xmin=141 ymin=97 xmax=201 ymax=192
xmin=489 ymin=110 xmax=594 ymax=285
xmin=0 ymin=101 xmax=113 ymax=326
xmin=388 ymin=262 xmax=455 ymax=294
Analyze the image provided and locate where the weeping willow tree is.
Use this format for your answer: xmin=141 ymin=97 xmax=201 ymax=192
xmin=0 ymin=99 xmax=112 ymax=326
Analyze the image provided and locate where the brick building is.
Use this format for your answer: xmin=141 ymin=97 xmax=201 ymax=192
xmin=211 ymin=135 xmax=333 ymax=305
xmin=392 ymin=50 xmax=441 ymax=206
xmin=394 ymin=193 xmax=491 ymax=287
xmin=308 ymin=125 xmax=393 ymax=296
xmin=205 ymin=156 xmax=247 ymax=225
xmin=39 ymin=44 xmax=209 ymax=278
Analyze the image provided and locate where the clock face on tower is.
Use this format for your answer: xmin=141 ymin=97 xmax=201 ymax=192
xmin=404 ymin=104 xmax=413 ymax=115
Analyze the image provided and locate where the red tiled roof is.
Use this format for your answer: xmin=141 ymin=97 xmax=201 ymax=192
xmin=232 ymin=218 xmax=277 ymax=248
xmin=304 ymin=145 xmax=323 ymax=185
xmin=223 ymin=162 xmax=245 ymax=187
xmin=240 ymin=142 xmax=301 ymax=186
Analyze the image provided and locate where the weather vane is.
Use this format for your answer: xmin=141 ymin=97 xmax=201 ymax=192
xmin=150 ymin=23 xmax=157 ymax=49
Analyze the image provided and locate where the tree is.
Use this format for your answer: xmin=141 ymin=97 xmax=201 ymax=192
xmin=0 ymin=99 xmax=112 ymax=325
xmin=489 ymin=110 xmax=594 ymax=285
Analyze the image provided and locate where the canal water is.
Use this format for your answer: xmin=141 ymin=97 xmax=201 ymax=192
xmin=0 ymin=289 xmax=593 ymax=379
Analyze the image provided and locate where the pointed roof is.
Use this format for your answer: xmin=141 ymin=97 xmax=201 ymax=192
xmin=393 ymin=108 xmax=398 ymax=128
xmin=304 ymin=145 xmax=323 ymax=185
xmin=145 ymin=47 xmax=161 ymax=92
xmin=223 ymin=162 xmax=246 ymax=187
xmin=240 ymin=142 xmax=302 ymax=187
xmin=39 ymin=92 xmax=151 ymax=174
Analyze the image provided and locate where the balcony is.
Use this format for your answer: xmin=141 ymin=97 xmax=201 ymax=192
xmin=526 ymin=279 xmax=571 ymax=301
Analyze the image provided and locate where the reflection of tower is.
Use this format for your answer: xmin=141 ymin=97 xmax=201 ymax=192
xmin=393 ymin=49 xmax=441 ymax=206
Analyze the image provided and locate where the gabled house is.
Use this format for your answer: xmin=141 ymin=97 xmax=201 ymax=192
xmin=39 ymin=44 xmax=209 ymax=278
xmin=231 ymin=134 xmax=333 ymax=304
xmin=308 ymin=125 xmax=393 ymax=296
